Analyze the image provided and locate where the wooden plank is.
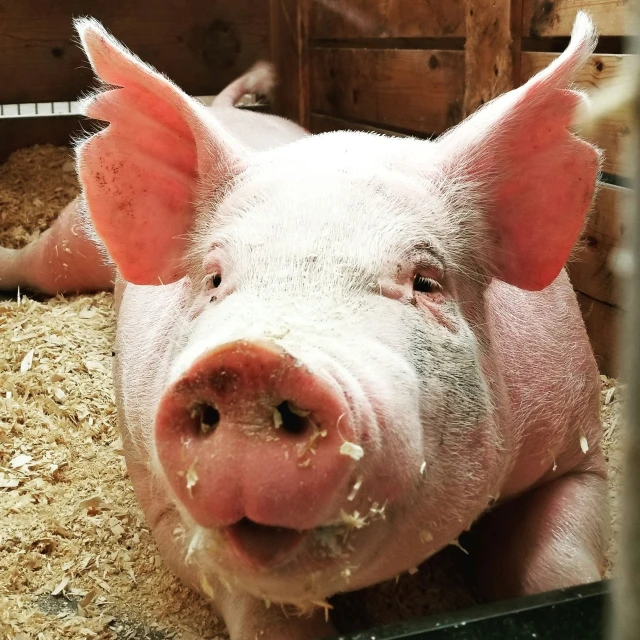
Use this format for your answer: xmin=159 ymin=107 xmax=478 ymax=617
xmin=568 ymin=184 xmax=630 ymax=308
xmin=310 ymin=113 xmax=410 ymax=136
xmin=0 ymin=115 xmax=82 ymax=164
xmin=309 ymin=48 xmax=465 ymax=135
xmin=520 ymin=52 xmax=632 ymax=177
xmin=576 ymin=291 xmax=621 ymax=377
xmin=510 ymin=0 xmax=525 ymax=88
xmin=0 ymin=103 xmax=269 ymax=164
xmin=0 ymin=0 xmax=269 ymax=104
xmin=522 ymin=0 xmax=631 ymax=37
xmin=270 ymin=0 xmax=310 ymax=127
xmin=463 ymin=0 xmax=513 ymax=117
xmin=309 ymin=0 xmax=465 ymax=39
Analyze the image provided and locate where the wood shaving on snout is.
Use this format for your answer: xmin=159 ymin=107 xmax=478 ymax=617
xmin=0 ymin=145 xmax=627 ymax=639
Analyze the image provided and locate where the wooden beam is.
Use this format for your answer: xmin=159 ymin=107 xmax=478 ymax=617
xmin=309 ymin=48 xmax=465 ymax=135
xmin=309 ymin=113 xmax=410 ymax=136
xmin=523 ymin=0 xmax=631 ymax=37
xmin=0 ymin=0 xmax=269 ymax=104
xmin=0 ymin=115 xmax=81 ymax=164
xmin=568 ymin=183 xmax=631 ymax=308
xmin=309 ymin=0 xmax=465 ymax=39
xmin=271 ymin=0 xmax=310 ymax=127
xmin=511 ymin=0 xmax=525 ymax=88
xmin=576 ymin=291 xmax=621 ymax=377
xmin=463 ymin=0 xmax=514 ymax=117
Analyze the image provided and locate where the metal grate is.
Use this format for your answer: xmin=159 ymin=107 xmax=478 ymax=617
xmin=0 ymin=96 xmax=263 ymax=118
xmin=0 ymin=101 xmax=81 ymax=117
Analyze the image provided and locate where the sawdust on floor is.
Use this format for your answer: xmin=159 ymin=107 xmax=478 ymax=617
xmin=0 ymin=145 xmax=79 ymax=249
xmin=0 ymin=145 xmax=624 ymax=639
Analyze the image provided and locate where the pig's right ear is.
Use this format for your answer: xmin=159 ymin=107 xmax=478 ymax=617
xmin=75 ymin=18 xmax=246 ymax=286
xmin=434 ymin=11 xmax=600 ymax=291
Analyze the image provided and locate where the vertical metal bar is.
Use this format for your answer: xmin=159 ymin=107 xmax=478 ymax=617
xmin=611 ymin=3 xmax=640 ymax=639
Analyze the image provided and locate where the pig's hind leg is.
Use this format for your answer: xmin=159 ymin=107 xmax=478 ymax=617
xmin=470 ymin=467 xmax=609 ymax=600
xmin=0 ymin=197 xmax=115 ymax=295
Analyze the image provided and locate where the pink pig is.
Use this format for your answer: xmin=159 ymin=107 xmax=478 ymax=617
xmin=0 ymin=12 xmax=608 ymax=639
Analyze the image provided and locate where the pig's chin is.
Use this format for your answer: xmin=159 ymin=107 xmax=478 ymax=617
xmin=185 ymin=518 xmax=387 ymax=604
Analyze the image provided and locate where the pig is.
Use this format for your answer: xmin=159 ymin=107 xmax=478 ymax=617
xmin=0 ymin=12 xmax=609 ymax=639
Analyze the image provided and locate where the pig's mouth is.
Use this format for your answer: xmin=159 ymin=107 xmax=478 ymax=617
xmin=224 ymin=518 xmax=310 ymax=568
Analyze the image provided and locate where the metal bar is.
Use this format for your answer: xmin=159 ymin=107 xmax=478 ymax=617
xmin=331 ymin=581 xmax=609 ymax=640
xmin=610 ymin=3 xmax=640 ymax=639
xmin=0 ymin=98 xmax=270 ymax=119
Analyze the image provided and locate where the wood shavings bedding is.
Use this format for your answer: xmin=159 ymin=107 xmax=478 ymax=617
xmin=0 ymin=145 xmax=624 ymax=639
xmin=0 ymin=146 xmax=79 ymax=249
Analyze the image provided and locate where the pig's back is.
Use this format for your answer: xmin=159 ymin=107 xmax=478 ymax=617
xmin=210 ymin=107 xmax=308 ymax=152
xmin=485 ymin=270 xmax=602 ymax=498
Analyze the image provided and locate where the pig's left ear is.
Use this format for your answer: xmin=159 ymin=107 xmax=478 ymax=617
xmin=435 ymin=11 xmax=600 ymax=291
xmin=75 ymin=18 xmax=246 ymax=286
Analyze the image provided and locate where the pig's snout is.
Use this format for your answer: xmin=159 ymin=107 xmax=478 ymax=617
xmin=155 ymin=340 xmax=358 ymax=564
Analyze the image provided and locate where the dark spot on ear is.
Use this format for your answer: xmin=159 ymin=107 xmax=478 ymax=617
xmin=428 ymin=55 xmax=439 ymax=70
xmin=51 ymin=47 xmax=64 ymax=58
xmin=595 ymin=59 xmax=604 ymax=73
xmin=111 ymin=351 xmax=116 ymax=357
xmin=210 ymin=295 xmax=217 ymax=303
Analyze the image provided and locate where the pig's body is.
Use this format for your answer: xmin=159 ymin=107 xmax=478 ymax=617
xmin=1 ymin=14 xmax=608 ymax=640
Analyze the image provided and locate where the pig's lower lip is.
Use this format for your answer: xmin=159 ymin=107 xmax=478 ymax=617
xmin=224 ymin=518 xmax=310 ymax=568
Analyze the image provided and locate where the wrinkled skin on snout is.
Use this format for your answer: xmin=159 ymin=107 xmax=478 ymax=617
xmin=0 ymin=13 xmax=609 ymax=640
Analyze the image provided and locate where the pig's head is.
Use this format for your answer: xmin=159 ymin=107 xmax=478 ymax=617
xmin=75 ymin=15 xmax=599 ymax=607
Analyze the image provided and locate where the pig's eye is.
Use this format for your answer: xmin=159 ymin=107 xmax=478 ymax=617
xmin=413 ymin=274 xmax=442 ymax=294
xmin=205 ymin=273 xmax=222 ymax=290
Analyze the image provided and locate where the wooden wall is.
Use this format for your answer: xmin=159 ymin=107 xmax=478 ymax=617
xmin=0 ymin=0 xmax=270 ymax=103
xmin=272 ymin=0 xmax=631 ymax=376
xmin=519 ymin=1 xmax=630 ymax=377
xmin=0 ymin=0 xmax=630 ymax=375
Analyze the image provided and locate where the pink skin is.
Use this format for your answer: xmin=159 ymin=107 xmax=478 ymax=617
xmin=1 ymin=14 xmax=608 ymax=640
xmin=0 ymin=197 xmax=114 ymax=294
xmin=155 ymin=340 xmax=359 ymax=532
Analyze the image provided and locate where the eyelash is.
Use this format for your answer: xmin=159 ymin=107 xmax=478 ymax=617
xmin=413 ymin=274 xmax=442 ymax=294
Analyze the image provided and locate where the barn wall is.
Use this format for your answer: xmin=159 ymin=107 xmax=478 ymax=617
xmin=520 ymin=1 xmax=631 ymax=377
xmin=0 ymin=0 xmax=270 ymax=103
xmin=0 ymin=0 xmax=630 ymax=376
xmin=273 ymin=0 xmax=631 ymax=376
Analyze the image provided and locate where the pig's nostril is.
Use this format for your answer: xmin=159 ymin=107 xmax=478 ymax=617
xmin=275 ymin=401 xmax=309 ymax=435
xmin=191 ymin=403 xmax=220 ymax=435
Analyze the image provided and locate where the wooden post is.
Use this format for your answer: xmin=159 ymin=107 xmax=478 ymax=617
xmin=611 ymin=3 xmax=640 ymax=637
xmin=463 ymin=0 xmax=516 ymax=117
xmin=270 ymin=0 xmax=310 ymax=128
